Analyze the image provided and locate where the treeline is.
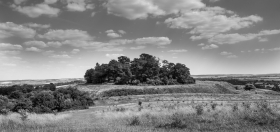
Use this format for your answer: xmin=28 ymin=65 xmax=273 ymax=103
xmin=197 ymin=79 xmax=248 ymax=85
xmin=0 ymin=84 xmax=94 ymax=114
xmin=55 ymin=80 xmax=85 ymax=86
xmin=84 ymin=53 xmax=195 ymax=85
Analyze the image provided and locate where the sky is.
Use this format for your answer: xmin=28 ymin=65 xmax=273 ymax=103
xmin=0 ymin=0 xmax=280 ymax=80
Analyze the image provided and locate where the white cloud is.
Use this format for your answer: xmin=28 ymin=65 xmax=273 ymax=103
xmin=71 ymin=49 xmax=80 ymax=54
xmin=24 ymin=23 xmax=50 ymax=29
xmin=254 ymin=48 xmax=265 ymax=53
xmin=0 ymin=22 xmax=36 ymax=39
xmin=0 ymin=50 xmax=21 ymax=55
xmin=50 ymin=54 xmax=71 ymax=59
xmin=43 ymin=50 xmax=55 ymax=56
xmin=220 ymin=51 xmax=232 ymax=56
xmin=64 ymin=0 xmax=94 ymax=12
xmin=38 ymin=29 xmax=93 ymax=41
xmin=130 ymin=46 xmax=146 ymax=50
xmin=109 ymin=37 xmax=171 ymax=47
xmin=165 ymin=7 xmax=263 ymax=41
xmin=258 ymin=37 xmax=268 ymax=42
xmin=134 ymin=37 xmax=172 ymax=46
xmin=14 ymin=0 xmax=27 ymax=5
xmin=44 ymin=0 xmax=58 ymax=4
xmin=106 ymin=30 xmax=122 ymax=38
xmin=198 ymin=43 xmax=205 ymax=46
xmin=0 ymin=43 xmax=23 ymax=50
xmin=11 ymin=3 xmax=60 ymax=18
xmin=167 ymin=49 xmax=188 ymax=53
xmin=24 ymin=41 xmax=48 ymax=48
xmin=209 ymin=29 xmax=280 ymax=44
xmin=91 ymin=12 xmax=96 ymax=17
xmin=105 ymin=54 xmax=124 ymax=58
xmin=118 ymin=30 xmax=126 ymax=34
xmin=269 ymin=47 xmax=280 ymax=51
xmin=106 ymin=0 xmax=205 ymax=20
xmin=208 ymin=0 xmax=220 ymax=2
xmin=26 ymin=47 xmax=42 ymax=52
xmin=47 ymin=41 xmax=63 ymax=48
xmin=97 ymin=46 xmax=125 ymax=52
xmin=201 ymin=44 xmax=219 ymax=50
xmin=227 ymin=55 xmax=238 ymax=59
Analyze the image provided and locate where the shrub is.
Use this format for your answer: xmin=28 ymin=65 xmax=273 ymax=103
xmin=195 ymin=105 xmax=203 ymax=115
xmin=128 ymin=116 xmax=140 ymax=126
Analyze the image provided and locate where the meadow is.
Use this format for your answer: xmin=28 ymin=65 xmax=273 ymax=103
xmin=1 ymin=81 xmax=280 ymax=132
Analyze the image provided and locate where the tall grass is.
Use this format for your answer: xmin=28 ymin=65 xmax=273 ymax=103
xmin=0 ymin=113 xmax=71 ymax=131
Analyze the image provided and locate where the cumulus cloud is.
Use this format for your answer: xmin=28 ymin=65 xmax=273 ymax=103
xmin=130 ymin=46 xmax=146 ymax=50
xmin=220 ymin=51 xmax=232 ymax=56
xmin=38 ymin=29 xmax=93 ymax=41
xmin=208 ymin=0 xmax=220 ymax=2
xmin=0 ymin=43 xmax=23 ymax=50
xmin=105 ymin=54 xmax=124 ymax=58
xmin=24 ymin=41 xmax=48 ymax=48
xmin=97 ymin=46 xmax=125 ymax=52
xmin=118 ymin=30 xmax=126 ymax=34
xmin=14 ymin=0 xmax=27 ymax=5
xmin=24 ymin=23 xmax=50 ymax=29
xmin=44 ymin=0 xmax=58 ymax=4
xmin=109 ymin=37 xmax=172 ymax=47
xmin=11 ymin=3 xmax=60 ymax=18
xmin=50 ymin=54 xmax=71 ymax=59
xmin=63 ymin=0 xmax=94 ymax=12
xmin=0 ymin=22 xmax=36 ymax=39
xmin=209 ymin=29 xmax=280 ymax=44
xmin=201 ymin=44 xmax=219 ymax=50
xmin=198 ymin=43 xmax=205 ymax=46
xmin=47 ymin=41 xmax=63 ymax=48
xmin=26 ymin=47 xmax=42 ymax=52
xmin=167 ymin=49 xmax=188 ymax=53
xmin=227 ymin=55 xmax=238 ymax=59
xmin=106 ymin=30 xmax=122 ymax=38
xmin=269 ymin=47 xmax=280 ymax=51
xmin=71 ymin=49 xmax=80 ymax=54
xmin=165 ymin=7 xmax=262 ymax=41
xmin=106 ymin=0 xmax=205 ymax=20
xmin=134 ymin=37 xmax=172 ymax=46
xmin=0 ymin=50 xmax=21 ymax=55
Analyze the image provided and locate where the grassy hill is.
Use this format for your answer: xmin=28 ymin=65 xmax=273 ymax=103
xmin=76 ymin=81 xmax=238 ymax=98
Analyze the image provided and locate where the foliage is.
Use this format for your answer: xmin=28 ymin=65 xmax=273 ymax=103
xmin=0 ymin=85 xmax=94 ymax=114
xmin=84 ymin=54 xmax=195 ymax=85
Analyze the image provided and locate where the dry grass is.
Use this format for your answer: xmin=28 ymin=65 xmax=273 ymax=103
xmin=1 ymin=98 xmax=280 ymax=132
xmin=77 ymin=81 xmax=238 ymax=97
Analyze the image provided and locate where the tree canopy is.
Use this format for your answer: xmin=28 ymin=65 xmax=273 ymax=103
xmin=84 ymin=53 xmax=195 ymax=85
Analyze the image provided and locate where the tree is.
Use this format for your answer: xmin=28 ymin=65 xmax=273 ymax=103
xmin=131 ymin=53 xmax=160 ymax=82
xmin=84 ymin=68 xmax=95 ymax=83
xmin=118 ymin=56 xmax=130 ymax=64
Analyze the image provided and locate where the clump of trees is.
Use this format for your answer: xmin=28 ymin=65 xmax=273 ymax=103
xmin=84 ymin=53 xmax=195 ymax=85
xmin=0 ymin=84 xmax=94 ymax=114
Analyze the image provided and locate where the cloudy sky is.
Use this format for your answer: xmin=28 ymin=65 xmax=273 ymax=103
xmin=0 ymin=0 xmax=280 ymax=80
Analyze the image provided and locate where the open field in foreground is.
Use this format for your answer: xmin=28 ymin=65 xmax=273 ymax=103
xmin=2 ymin=81 xmax=280 ymax=132
xmin=2 ymin=91 xmax=280 ymax=131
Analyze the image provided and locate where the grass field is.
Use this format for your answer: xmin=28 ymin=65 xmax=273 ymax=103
xmin=2 ymin=81 xmax=280 ymax=132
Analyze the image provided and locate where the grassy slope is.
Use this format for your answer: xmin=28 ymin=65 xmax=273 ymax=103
xmin=77 ymin=81 xmax=238 ymax=97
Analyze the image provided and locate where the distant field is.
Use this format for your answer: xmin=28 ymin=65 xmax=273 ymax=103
xmin=0 ymin=78 xmax=84 ymax=86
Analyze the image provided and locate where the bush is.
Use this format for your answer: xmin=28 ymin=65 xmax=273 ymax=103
xmin=0 ymin=85 xmax=94 ymax=114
